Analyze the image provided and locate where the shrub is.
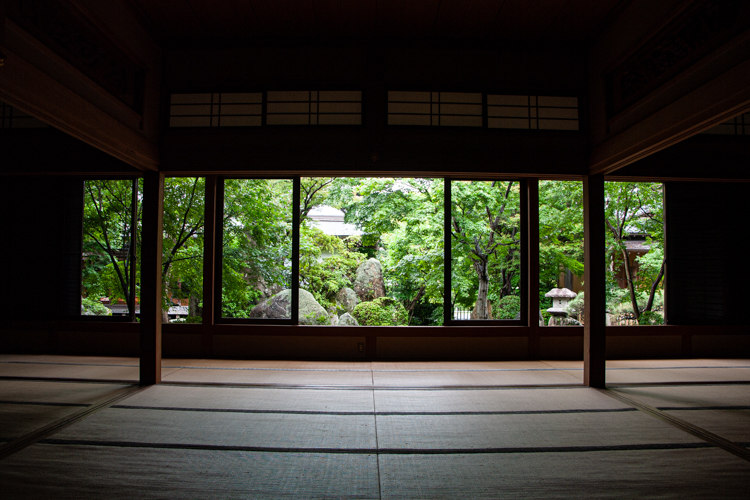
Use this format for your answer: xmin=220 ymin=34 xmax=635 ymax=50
xmin=638 ymin=311 xmax=664 ymax=325
xmin=81 ymin=297 xmax=112 ymax=316
xmin=353 ymin=297 xmax=408 ymax=326
xmin=494 ymin=295 xmax=521 ymax=320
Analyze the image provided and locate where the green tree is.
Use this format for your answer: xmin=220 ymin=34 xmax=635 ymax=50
xmin=82 ymin=179 xmax=139 ymax=310
xmin=331 ymin=178 xmax=444 ymax=325
xmin=221 ymin=179 xmax=293 ymax=318
xmin=451 ymin=181 xmax=521 ymax=319
xmin=605 ymin=182 xmax=665 ymax=323
xmin=162 ymin=177 xmax=205 ymax=318
xmin=538 ymin=181 xmax=584 ymax=314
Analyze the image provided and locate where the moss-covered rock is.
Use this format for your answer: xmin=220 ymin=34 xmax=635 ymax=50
xmin=249 ymin=288 xmax=330 ymax=325
xmin=352 ymin=297 xmax=408 ymax=326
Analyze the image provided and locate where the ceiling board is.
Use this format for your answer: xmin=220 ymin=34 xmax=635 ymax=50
xmin=487 ymin=0 xmax=570 ymax=41
xmin=129 ymin=0 xmax=203 ymax=40
xmin=374 ymin=0 xmax=443 ymax=38
xmin=186 ymin=0 xmax=261 ymax=39
xmin=129 ymin=0 xmax=622 ymax=44
xmin=541 ymin=0 xmax=623 ymax=41
xmin=248 ymin=0 xmax=319 ymax=38
xmin=431 ymin=0 xmax=506 ymax=40
xmin=313 ymin=0 xmax=378 ymax=38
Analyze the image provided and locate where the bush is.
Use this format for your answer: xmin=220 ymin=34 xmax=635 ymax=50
xmin=494 ymin=295 xmax=521 ymax=319
xmin=353 ymin=297 xmax=408 ymax=326
xmin=81 ymin=297 xmax=112 ymax=316
xmin=638 ymin=311 xmax=664 ymax=325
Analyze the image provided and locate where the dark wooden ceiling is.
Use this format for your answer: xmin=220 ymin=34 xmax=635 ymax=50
xmin=128 ymin=0 xmax=626 ymax=46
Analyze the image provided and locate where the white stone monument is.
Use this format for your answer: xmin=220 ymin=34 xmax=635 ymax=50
xmin=545 ymin=288 xmax=578 ymax=325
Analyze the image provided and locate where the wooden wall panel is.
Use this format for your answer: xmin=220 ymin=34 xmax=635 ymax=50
xmin=588 ymin=0 xmax=750 ymax=174
xmin=665 ymin=182 xmax=748 ymax=325
xmin=0 ymin=0 xmax=161 ymax=171
xmin=0 ymin=177 xmax=76 ymax=321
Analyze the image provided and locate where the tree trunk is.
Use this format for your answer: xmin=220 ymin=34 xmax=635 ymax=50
xmin=472 ymin=259 xmax=490 ymax=320
xmin=620 ymin=248 xmax=640 ymax=322
xmin=189 ymin=294 xmax=201 ymax=318
xmin=405 ymin=286 xmax=426 ymax=325
xmin=644 ymin=258 xmax=666 ymax=313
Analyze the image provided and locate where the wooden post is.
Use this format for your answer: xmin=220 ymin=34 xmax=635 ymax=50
xmin=140 ymin=171 xmax=164 ymax=385
xmin=201 ymin=176 xmax=217 ymax=356
xmin=526 ymin=179 xmax=540 ymax=359
xmin=583 ymin=174 xmax=606 ymax=387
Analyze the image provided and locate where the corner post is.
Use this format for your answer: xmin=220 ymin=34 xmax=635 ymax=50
xmin=583 ymin=174 xmax=606 ymax=387
xmin=140 ymin=171 xmax=164 ymax=385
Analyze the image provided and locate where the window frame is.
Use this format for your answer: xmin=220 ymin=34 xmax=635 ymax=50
xmin=215 ymin=175 xmax=529 ymax=327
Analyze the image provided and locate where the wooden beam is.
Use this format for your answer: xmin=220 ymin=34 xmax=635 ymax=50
xmin=526 ymin=179 xmax=540 ymax=359
xmin=140 ymin=171 xmax=164 ymax=385
xmin=583 ymin=174 xmax=606 ymax=387
xmin=0 ymin=45 xmax=159 ymax=171
xmin=590 ymin=56 xmax=750 ymax=175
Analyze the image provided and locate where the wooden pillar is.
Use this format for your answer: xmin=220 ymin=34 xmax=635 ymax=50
xmin=140 ymin=171 xmax=164 ymax=385
xmin=201 ymin=176 xmax=217 ymax=357
xmin=526 ymin=179 xmax=540 ymax=359
xmin=583 ymin=174 xmax=606 ymax=387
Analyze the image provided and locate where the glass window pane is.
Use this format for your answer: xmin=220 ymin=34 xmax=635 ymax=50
xmin=163 ymin=178 xmax=205 ymax=323
xmin=81 ymin=179 xmax=140 ymax=317
xmin=538 ymin=181 xmax=584 ymax=326
xmin=222 ymin=179 xmax=293 ymax=319
xmin=605 ymin=182 xmax=665 ymax=326
xmin=450 ymin=180 xmax=521 ymax=321
xmin=299 ymin=177 xmax=444 ymax=326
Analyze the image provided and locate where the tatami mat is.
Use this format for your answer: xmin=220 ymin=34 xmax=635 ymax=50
xmin=1 ymin=404 xmax=84 ymax=440
xmin=53 ymin=407 xmax=377 ymax=450
xmin=373 ymin=387 xmax=630 ymax=413
xmin=601 ymin=367 xmax=750 ymax=385
xmin=0 ymin=380 xmax=132 ymax=404
xmin=0 ymin=355 xmax=138 ymax=366
xmin=372 ymin=369 xmax=581 ymax=387
xmin=0 ymin=381 xmax=133 ymax=441
xmin=161 ymin=367 xmax=375 ymax=385
xmin=611 ymin=385 xmax=750 ymax=447
xmin=123 ymin=385 xmax=375 ymax=413
xmin=666 ymin=409 xmax=750 ymax=444
xmin=4 ymin=356 xmax=748 ymax=386
xmin=378 ymin=449 xmax=750 ymax=499
xmin=166 ymin=359 xmax=372 ymax=371
xmin=375 ymin=411 xmax=700 ymax=450
xmin=612 ymin=384 xmax=750 ymax=408
xmin=2 ymin=356 xmax=749 ymax=499
xmin=1 ymin=445 xmax=380 ymax=500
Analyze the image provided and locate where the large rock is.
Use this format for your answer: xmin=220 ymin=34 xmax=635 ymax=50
xmin=353 ymin=258 xmax=386 ymax=302
xmin=336 ymin=287 xmax=359 ymax=313
xmin=338 ymin=312 xmax=359 ymax=326
xmin=250 ymin=289 xmax=330 ymax=325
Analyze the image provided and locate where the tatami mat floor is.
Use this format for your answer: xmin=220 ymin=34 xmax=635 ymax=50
xmin=1 ymin=355 xmax=748 ymax=498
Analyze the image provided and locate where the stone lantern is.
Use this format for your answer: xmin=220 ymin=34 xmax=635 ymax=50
xmin=545 ymin=288 xmax=578 ymax=326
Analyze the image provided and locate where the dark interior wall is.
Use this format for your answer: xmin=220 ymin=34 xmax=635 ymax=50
xmin=665 ymin=182 xmax=748 ymax=324
xmin=161 ymin=44 xmax=588 ymax=174
xmin=0 ymin=176 xmax=83 ymax=321
xmin=164 ymin=44 xmax=585 ymax=91
xmin=1 ymin=128 xmax=143 ymax=175
xmin=611 ymin=135 xmax=750 ymax=180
